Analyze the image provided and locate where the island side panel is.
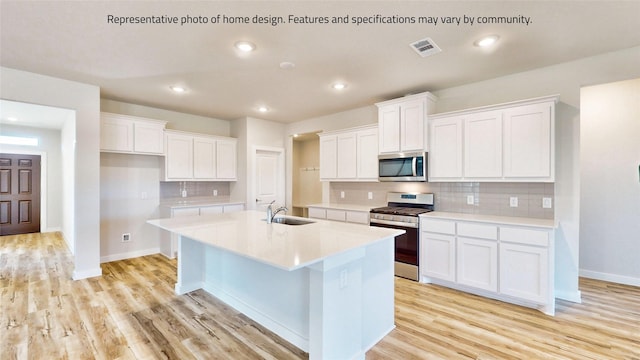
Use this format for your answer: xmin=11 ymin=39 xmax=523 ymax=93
xmin=175 ymin=235 xmax=205 ymax=294
xmin=362 ymin=237 xmax=395 ymax=350
xmin=201 ymin=245 xmax=311 ymax=351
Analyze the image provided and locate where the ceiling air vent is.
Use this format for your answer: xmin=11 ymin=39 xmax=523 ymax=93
xmin=409 ymin=37 xmax=442 ymax=58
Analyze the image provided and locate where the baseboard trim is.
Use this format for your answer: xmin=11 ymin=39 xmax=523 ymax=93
xmin=555 ymin=289 xmax=582 ymax=303
xmin=72 ymin=267 xmax=102 ymax=280
xmin=100 ymin=247 xmax=160 ymax=263
xmin=580 ymin=269 xmax=640 ymax=287
xmin=43 ymin=227 xmax=62 ymax=233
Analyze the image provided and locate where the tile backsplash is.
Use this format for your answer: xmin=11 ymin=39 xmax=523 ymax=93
xmin=329 ymin=181 xmax=554 ymax=219
xmin=160 ymin=181 xmax=230 ymax=200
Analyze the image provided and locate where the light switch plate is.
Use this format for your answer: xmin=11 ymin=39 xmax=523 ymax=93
xmin=340 ymin=191 xmax=345 ymax=199
xmin=509 ymin=197 xmax=518 ymax=207
xmin=467 ymin=195 xmax=474 ymax=205
xmin=542 ymin=197 xmax=553 ymax=209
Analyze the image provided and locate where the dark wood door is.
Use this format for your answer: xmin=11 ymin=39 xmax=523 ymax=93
xmin=0 ymin=154 xmax=41 ymax=235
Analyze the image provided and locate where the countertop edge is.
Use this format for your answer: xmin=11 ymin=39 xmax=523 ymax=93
xmin=420 ymin=211 xmax=556 ymax=229
xmin=306 ymin=203 xmax=379 ymax=212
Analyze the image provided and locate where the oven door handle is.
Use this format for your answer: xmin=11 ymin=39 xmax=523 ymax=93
xmin=370 ymin=218 xmax=418 ymax=229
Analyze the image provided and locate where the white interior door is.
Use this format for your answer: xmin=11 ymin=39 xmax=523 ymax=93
xmin=253 ymin=147 xmax=285 ymax=211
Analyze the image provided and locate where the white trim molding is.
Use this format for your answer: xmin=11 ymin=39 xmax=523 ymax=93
xmin=100 ymin=247 xmax=161 ymax=263
xmin=580 ymin=269 xmax=640 ymax=287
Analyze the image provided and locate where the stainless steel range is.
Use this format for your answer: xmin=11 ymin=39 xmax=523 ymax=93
xmin=369 ymin=192 xmax=434 ymax=281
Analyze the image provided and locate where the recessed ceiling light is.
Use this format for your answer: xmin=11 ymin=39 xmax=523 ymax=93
xmin=279 ymin=61 xmax=296 ymax=70
xmin=258 ymin=106 xmax=269 ymax=113
xmin=7 ymin=117 xmax=18 ymax=121
xmin=170 ymin=86 xmax=186 ymax=93
xmin=293 ymin=134 xmax=299 ymax=138
xmin=332 ymin=82 xmax=347 ymax=90
xmin=235 ymin=41 xmax=256 ymax=52
xmin=475 ymin=35 xmax=499 ymax=47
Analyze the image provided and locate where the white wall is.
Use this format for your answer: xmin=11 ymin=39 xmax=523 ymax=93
xmin=1 ymin=66 xmax=101 ymax=280
xmin=579 ymin=78 xmax=640 ymax=286
xmin=0 ymin=124 xmax=62 ymax=232
xmin=61 ymin=116 xmax=76 ymax=253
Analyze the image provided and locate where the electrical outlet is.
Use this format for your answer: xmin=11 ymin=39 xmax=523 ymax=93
xmin=542 ymin=197 xmax=553 ymax=209
xmin=340 ymin=191 xmax=345 ymax=199
xmin=368 ymin=192 xmax=373 ymax=200
xmin=181 ymin=190 xmax=187 ymax=198
xmin=121 ymin=233 xmax=131 ymax=243
xmin=509 ymin=197 xmax=519 ymax=207
xmin=339 ymin=269 xmax=348 ymax=289
xmin=213 ymin=189 xmax=218 ymax=196
xmin=467 ymin=195 xmax=474 ymax=205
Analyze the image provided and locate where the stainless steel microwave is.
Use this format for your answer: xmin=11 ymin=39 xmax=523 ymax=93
xmin=378 ymin=152 xmax=428 ymax=182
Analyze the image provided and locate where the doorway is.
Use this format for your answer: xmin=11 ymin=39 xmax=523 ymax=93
xmin=0 ymin=153 xmax=41 ymax=235
xmin=291 ymin=132 xmax=322 ymax=217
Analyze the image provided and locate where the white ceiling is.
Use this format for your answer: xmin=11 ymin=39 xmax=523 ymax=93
xmin=0 ymin=100 xmax=72 ymax=130
xmin=1 ymin=1 xmax=639 ymax=124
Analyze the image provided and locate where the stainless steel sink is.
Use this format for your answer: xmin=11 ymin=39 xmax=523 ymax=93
xmin=271 ymin=217 xmax=315 ymax=226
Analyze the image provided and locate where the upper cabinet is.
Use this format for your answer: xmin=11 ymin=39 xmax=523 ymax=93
xmin=375 ymin=92 xmax=437 ymax=154
xmin=428 ymin=95 xmax=558 ymax=182
xmin=164 ymin=130 xmax=237 ymax=181
xmin=100 ymin=112 xmax=167 ymax=155
xmin=319 ymin=125 xmax=379 ymax=181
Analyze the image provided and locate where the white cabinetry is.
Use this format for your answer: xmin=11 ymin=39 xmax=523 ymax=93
xmin=308 ymin=206 xmax=370 ymax=225
xmin=428 ymin=95 xmax=557 ymax=182
xmin=164 ymin=130 xmax=237 ymax=181
xmin=420 ymin=215 xmax=555 ymax=315
xmin=319 ymin=125 xmax=378 ymax=181
xmin=464 ymin=111 xmax=503 ymax=178
xmin=100 ymin=112 xmax=167 ymax=155
xmin=376 ymin=92 xmax=437 ymax=154
xmin=429 ymin=116 xmax=463 ymax=180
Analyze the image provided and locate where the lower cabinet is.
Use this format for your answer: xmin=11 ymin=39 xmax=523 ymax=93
xmin=308 ymin=206 xmax=369 ymax=225
xmin=419 ymin=216 xmax=554 ymax=315
xmin=161 ymin=203 xmax=245 ymax=258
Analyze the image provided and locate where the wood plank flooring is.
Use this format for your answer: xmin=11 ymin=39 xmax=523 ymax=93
xmin=1 ymin=232 xmax=639 ymax=359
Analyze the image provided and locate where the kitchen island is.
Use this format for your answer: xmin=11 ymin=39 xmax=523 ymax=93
xmin=147 ymin=210 xmax=404 ymax=360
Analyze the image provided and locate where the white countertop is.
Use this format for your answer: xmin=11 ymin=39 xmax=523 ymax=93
xmin=147 ymin=210 xmax=404 ymax=271
xmin=160 ymin=197 xmax=244 ymax=209
xmin=420 ymin=211 xmax=556 ymax=229
xmin=306 ymin=203 xmax=378 ymax=212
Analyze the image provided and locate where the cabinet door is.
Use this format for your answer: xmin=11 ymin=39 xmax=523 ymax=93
xmin=357 ymin=128 xmax=379 ymax=180
xmin=429 ymin=116 xmax=463 ymax=179
xmin=134 ymin=122 xmax=165 ymax=154
xmin=326 ymin=209 xmax=346 ymax=222
xmin=503 ymin=102 xmax=553 ymax=179
xmin=499 ymin=243 xmax=549 ymax=304
xmin=308 ymin=207 xmax=327 ymax=219
xmin=457 ymin=237 xmax=498 ymax=292
xmin=199 ymin=205 xmax=223 ymax=215
xmin=420 ymin=232 xmax=456 ymax=282
xmin=345 ymin=211 xmax=369 ymax=224
xmin=101 ymin=116 xmax=133 ymax=152
xmin=216 ymin=139 xmax=237 ymax=180
xmin=319 ymin=135 xmax=337 ymax=180
xmin=378 ymin=105 xmax=401 ymax=153
xmin=464 ymin=110 xmax=503 ymax=178
xmin=337 ymin=133 xmax=357 ymax=179
xmin=193 ymin=137 xmax=216 ymax=179
xmin=165 ymin=133 xmax=193 ymax=179
xmin=400 ymin=99 xmax=426 ymax=152
xmin=223 ymin=204 xmax=244 ymax=213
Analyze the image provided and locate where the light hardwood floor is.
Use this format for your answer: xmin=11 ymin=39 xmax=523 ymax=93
xmin=1 ymin=232 xmax=639 ymax=359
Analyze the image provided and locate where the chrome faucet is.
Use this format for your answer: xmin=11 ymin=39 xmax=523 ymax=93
xmin=266 ymin=200 xmax=288 ymax=223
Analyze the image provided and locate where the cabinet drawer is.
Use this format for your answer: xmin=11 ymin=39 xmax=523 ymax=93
xmin=346 ymin=211 xmax=369 ymax=224
xmin=326 ymin=209 xmax=347 ymax=222
xmin=223 ymin=204 xmax=244 ymax=213
xmin=420 ymin=218 xmax=455 ymax=235
xmin=308 ymin=208 xmax=326 ymax=219
xmin=199 ymin=206 xmax=223 ymax=215
xmin=457 ymin=222 xmax=498 ymax=240
xmin=500 ymin=227 xmax=549 ymax=247
xmin=172 ymin=207 xmax=200 ymax=217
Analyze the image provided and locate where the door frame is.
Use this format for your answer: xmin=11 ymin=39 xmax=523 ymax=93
xmin=0 ymin=149 xmax=48 ymax=233
xmin=251 ymin=145 xmax=285 ymax=211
